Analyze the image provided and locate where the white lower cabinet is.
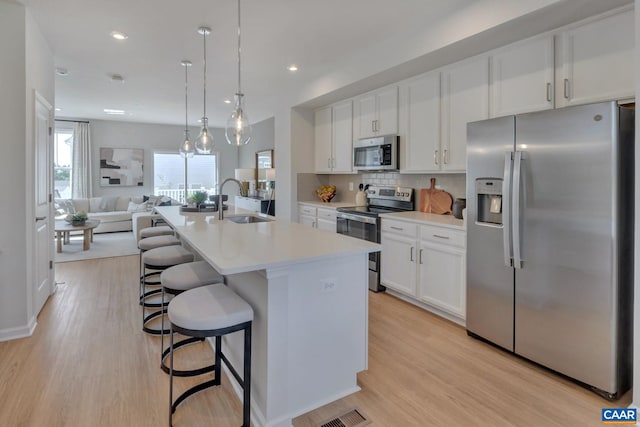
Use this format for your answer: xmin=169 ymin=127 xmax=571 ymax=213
xmin=298 ymin=203 xmax=337 ymax=232
xmin=381 ymin=218 xmax=466 ymax=323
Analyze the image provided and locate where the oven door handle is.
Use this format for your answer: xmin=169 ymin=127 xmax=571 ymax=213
xmin=336 ymin=212 xmax=378 ymax=225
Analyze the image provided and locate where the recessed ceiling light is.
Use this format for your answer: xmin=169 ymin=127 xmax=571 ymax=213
xmin=104 ymin=108 xmax=125 ymax=115
xmin=55 ymin=108 xmax=61 ymax=112
xmin=287 ymin=64 xmax=299 ymax=72
xmin=110 ymin=31 xmax=128 ymax=40
xmin=224 ymin=99 xmax=232 ymax=104
xmin=55 ymin=67 xmax=69 ymax=76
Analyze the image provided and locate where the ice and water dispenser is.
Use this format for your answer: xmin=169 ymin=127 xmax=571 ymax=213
xmin=475 ymin=179 xmax=503 ymax=225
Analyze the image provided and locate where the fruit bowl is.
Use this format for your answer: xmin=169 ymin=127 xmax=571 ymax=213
xmin=316 ymin=185 xmax=337 ymax=203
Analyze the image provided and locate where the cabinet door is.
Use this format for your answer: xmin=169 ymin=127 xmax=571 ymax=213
xmin=354 ymin=94 xmax=377 ymax=139
xmin=332 ymin=100 xmax=353 ymax=173
xmin=380 ymin=233 xmax=417 ymax=297
xmin=376 ymin=86 xmax=398 ymax=136
xmin=399 ymin=71 xmax=440 ymax=172
xmin=299 ymin=214 xmax=316 ymax=228
xmin=558 ymin=9 xmax=634 ymax=107
xmin=441 ymin=55 xmax=489 ymax=172
xmin=314 ymin=107 xmax=333 ymax=173
xmin=418 ymin=241 xmax=466 ymax=318
xmin=490 ymin=35 xmax=554 ymax=117
xmin=316 ymin=218 xmax=336 ymax=232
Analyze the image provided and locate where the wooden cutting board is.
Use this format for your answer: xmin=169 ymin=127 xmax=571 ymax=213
xmin=419 ymin=178 xmax=453 ymax=214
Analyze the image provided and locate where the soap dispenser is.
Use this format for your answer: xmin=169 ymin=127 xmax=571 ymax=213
xmin=355 ymin=183 xmax=367 ymax=206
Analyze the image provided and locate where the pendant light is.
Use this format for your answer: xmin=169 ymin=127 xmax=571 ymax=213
xmin=225 ymin=0 xmax=252 ymax=146
xmin=179 ymin=60 xmax=194 ymax=158
xmin=195 ymin=26 xmax=214 ymax=154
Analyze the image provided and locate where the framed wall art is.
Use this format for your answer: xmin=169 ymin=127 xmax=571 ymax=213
xmin=99 ymin=147 xmax=144 ymax=186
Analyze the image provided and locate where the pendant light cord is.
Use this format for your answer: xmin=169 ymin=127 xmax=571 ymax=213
xmin=237 ymin=0 xmax=242 ymax=95
xmin=184 ymin=64 xmax=189 ymax=132
xmin=203 ymin=31 xmax=207 ymax=117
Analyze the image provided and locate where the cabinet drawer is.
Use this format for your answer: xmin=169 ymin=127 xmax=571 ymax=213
xmin=381 ymin=219 xmax=417 ymax=237
xmin=298 ymin=205 xmax=317 ymax=216
xmin=317 ymin=208 xmax=337 ymax=221
xmin=420 ymin=225 xmax=465 ymax=248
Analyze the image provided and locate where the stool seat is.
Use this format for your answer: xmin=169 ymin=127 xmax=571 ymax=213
xmin=138 ymin=235 xmax=180 ymax=251
xmin=169 ymin=284 xmax=253 ymax=332
xmin=143 ymin=245 xmax=193 ymax=267
xmin=140 ymin=225 xmax=174 ymax=239
xmin=161 ymin=261 xmax=224 ymax=292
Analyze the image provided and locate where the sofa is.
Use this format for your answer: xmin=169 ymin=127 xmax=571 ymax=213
xmin=55 ymin=195 xmax=176 ymax=240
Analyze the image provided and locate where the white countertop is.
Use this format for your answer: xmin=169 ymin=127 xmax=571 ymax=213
xmin=380 ymin=211 xmax=466 ymax=230
xmin=298 ymin=201 xmax=356 ymax=209
xmin=156 ymin=205 xmax=380 ymax=275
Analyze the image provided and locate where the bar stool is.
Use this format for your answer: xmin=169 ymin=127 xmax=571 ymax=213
xmin=138 ymin=235 xmax=181 ymax=303
xmin=159 ymin=261 xmax=225 ymax=376
xmin=168 ymin=284 xmax=253 ymax=427
xmin=140 ymin=225 xmax=174 ymax=239
xmin=141 ymin=245 xmax=194 ymax=335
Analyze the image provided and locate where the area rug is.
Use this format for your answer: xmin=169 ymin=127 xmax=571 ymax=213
xmin=54 ymin=231 xmax=138 ymax=263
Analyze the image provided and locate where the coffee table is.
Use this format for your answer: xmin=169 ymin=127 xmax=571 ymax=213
xmin=54 ymin=219 xmax=101 ymax=253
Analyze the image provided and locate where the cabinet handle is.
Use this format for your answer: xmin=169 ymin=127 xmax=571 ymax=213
xmin=546 ymin=82 xmax=552 ymax=102
xmin=434 ymin=150 xmax=439 ymax=165
xmin=375 ymin=120 xmax=379 ymax=132
xmin=327 ymin=158 xmax=331 ymax=169
xmin=372 ymin=120 xmax=375 ymax=133
xmin=433 ymin=234 xmax=450 ymax=240
xmin=332 ymin=158 xmax=336 ymax=168
xmin=563 ymin=79 xmax=570 ymax=99
xmin=419 ymin=249 xmax=423 ymax=264
xmin=443 ymin=149 xmax=448 ymax=165
xmin=410 ymin=247 xmax=414 ymax=262
xmin=390 ymin=226 xmax=404 ymax=231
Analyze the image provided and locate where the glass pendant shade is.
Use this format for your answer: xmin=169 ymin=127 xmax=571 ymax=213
xmin=225 ymin=94 xmax=252 ymax=146
xmin=195 ymin=117 xmax=214 ymax=154
xmin=179 ymin=130 xmax=194 ymax=158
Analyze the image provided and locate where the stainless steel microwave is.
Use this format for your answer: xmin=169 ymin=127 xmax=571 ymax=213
xmin=353 ymin=135 xmax=398 ymax=171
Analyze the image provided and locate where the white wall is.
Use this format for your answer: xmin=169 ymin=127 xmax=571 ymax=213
xmin=87 ymin=120 xmax=239 ymax=197
xmin=237 ymin=117 xmax=275 ymax=170
xmin=0 ymin=1 xmax=54 ymax=339
xmin=633 ymin=0 xmax=639 ymax=410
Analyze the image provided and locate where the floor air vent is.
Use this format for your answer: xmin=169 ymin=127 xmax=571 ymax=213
xmin=319 ymin=408 xmax=369 ymax=427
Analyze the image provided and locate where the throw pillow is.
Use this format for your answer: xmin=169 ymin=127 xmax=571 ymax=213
xmin=99 ymin=196 xmax=120 ymax=212
xmin=127 ymin=201 xmax=148 ymax=213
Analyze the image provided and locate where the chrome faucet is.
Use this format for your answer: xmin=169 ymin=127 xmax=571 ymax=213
xmin=218 ymin=178 xmax=243 ymax=220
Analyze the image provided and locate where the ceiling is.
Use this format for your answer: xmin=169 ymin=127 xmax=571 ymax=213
xmin=17 ymin=0 xmax=633 ymax=127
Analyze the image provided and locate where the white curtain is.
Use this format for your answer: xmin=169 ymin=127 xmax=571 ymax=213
xmin=71 ymin=122 xmax=92 ymax=198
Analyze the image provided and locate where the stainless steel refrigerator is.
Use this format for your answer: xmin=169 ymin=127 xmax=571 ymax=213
xmin=466 ymin=101 xmax=634 ymax=399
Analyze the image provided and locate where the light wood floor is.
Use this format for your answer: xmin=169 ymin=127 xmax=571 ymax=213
xmin=0 ymin=256 xmax=628 ymax=427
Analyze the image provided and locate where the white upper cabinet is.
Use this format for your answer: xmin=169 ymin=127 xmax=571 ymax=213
xmin=354 ymin=86 xmax=398 ymax=139
xmin=490 ymin=35 xmax=555 ymax=117
xmin=398 ymin=70 xmax=441 ymax=173
xmin=314 ymin=101 xmax=354 ymax=174
xmin=331 ymin=100 xmax=354 ymax=173
xmin=441 ymin=54 xmax=489 ymax=172
xmin=557 ymin=8 xmax=634 ymax=108
xmin=314 ymin=106 xmax=332 ymax=173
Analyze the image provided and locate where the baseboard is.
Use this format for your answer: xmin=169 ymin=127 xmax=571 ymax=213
xmin=0 ymin=317 xmax=37 ymax=342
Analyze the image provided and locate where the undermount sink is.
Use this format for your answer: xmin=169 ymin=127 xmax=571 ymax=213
xmin=225 ymin=215 xmax=273 ymax=224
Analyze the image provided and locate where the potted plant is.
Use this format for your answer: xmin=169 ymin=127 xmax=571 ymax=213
xmin=187 ymin=191 xmax=208 ymax=209
xmin=65 ymin=211 xmax=89 ymax=226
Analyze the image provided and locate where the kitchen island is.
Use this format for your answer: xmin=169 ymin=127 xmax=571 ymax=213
xmin=155 ymin=206 xmax=380 ymax=427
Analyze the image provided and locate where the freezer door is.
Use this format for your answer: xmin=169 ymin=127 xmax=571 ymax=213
xmin=514 ymin=102 xmax=621 ymax=393
xmin=466 ymin=116 xmax=515 ymax=351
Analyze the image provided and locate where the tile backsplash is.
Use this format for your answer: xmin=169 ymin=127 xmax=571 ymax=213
xmin=297 ymin=172 xmax=466 ymax=206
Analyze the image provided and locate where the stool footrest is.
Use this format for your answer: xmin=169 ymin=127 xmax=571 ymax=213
xmin=143 ymin=311 xmax=170 ymax=335
xmin=171 ymin=378 xmax=218 ymax=415
xmin=161 ymin=337 xmax=215 ymax=377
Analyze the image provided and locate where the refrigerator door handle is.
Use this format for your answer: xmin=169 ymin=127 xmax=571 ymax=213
xmin=512 ymin=151 xmax=524 ymax=269
xmin=502 ymin=152 xmax=513 ymax=267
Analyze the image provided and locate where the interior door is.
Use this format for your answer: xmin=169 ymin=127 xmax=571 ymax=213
xmin=34 ymin=92 xmax=54 ymax=316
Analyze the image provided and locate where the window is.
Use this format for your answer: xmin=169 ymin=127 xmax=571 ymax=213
xmin=153 ymin=152 xmax=219 ymax=204
xmin=54 ymin=124 xmax=73 ymax=199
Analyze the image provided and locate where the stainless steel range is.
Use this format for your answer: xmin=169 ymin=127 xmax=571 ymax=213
xmin=336 ymin=186 xmax=414 ymax=292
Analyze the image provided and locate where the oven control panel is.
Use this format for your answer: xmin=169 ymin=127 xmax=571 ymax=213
xmin=367 ymin=186 xmax=413 ymax=202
